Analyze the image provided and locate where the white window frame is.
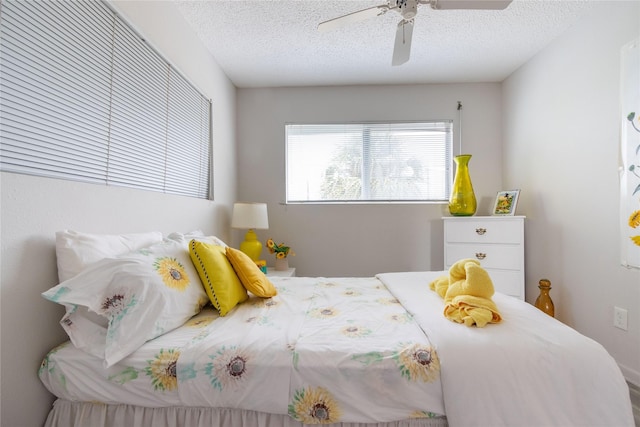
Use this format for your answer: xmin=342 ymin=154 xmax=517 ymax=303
xmin=285 ymin=121 xmax=453 ymax=204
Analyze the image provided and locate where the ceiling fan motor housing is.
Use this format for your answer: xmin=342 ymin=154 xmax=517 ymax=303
xmin=395 ymin=0 xmax=418 ymax=19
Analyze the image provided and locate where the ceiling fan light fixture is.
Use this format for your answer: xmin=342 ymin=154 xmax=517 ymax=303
xmin=397 ymin=0 xmax=418 ymax=20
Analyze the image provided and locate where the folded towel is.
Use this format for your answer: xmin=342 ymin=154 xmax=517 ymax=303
xmin=429 ymin=259 xmax=502 ymax=327
xmin=444 ymin=295 xmax=502 ymax=327
xmin=429 ymin=275 xmax=450 ymax=298
xmin=429 ymin=258 xmax=481 ymax=297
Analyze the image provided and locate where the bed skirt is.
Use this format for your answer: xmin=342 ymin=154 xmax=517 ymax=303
xmin=44 ymin=399 xmax=449 ymax=427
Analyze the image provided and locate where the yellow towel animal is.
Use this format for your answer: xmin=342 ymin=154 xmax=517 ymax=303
xmin=430 ymin=275 xmax=450 ymax=298
xmin=429 ymin=259 xmax=502 ymax=327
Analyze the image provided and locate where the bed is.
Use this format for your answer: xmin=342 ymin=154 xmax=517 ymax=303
xmin=39 ymin=231 xmax=635 ymax=427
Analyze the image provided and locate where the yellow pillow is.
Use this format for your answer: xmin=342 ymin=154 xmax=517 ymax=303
xmin=225 ymin=247 xmax=277 ymax=298
xmin=189 ymin=240 xmax=248 ymax=316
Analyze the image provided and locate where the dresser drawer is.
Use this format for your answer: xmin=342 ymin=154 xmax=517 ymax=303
xmin=445 ymin=244 xmax=522 ymax=270
xmin=444 ymin=219 xmax=523 ymax=244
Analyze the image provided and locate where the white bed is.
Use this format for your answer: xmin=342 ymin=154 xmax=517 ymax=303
xmin=39 ymin=232 xmax=634 ymax=427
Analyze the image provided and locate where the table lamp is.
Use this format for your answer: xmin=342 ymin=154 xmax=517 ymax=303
xmin=231 ymin=202 xmax=269 ymax=261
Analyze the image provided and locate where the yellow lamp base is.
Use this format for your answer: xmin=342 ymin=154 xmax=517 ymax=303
xmin=239 ymin=229 xmax=262 ymax=261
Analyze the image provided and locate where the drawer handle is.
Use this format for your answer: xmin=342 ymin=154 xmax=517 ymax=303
xmin=475 ymin=228 xmax=487 ymax=235
xmin=475 ymin=253 xmax=487 ymax=260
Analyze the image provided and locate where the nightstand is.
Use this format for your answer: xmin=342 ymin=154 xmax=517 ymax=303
xmin=443 ymin=216 xmax=525 ymax=300
xmin=266 ymin=267 xmax=296 ymax=277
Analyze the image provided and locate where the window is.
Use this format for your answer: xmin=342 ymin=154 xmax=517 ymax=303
xmin=286 ymin=122 xmax=452 ymax=203
xmin=0 ymin=0 xmax=212 ymax=199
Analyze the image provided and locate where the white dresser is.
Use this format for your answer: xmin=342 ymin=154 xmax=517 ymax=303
xmin=443 ymin=216 xmax=525 ymax=300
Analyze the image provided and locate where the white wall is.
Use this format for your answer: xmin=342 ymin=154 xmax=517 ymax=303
xmin=0 ymin=2 xmax=237 ymax=426
xmin=236 ymin=84 xmax=503 ymax=276
xmin=502 ymin=1 xmax=640 ymax=384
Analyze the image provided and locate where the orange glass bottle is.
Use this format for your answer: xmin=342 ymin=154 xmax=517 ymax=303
xmin=535 ymin=279 xmax=555 ymax=317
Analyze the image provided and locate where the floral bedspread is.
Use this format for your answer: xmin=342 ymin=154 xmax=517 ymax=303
xmin=40 ymin=277 xmax=445 ymax=424
xmin=176 ymin=277 xmax=444 ymax=423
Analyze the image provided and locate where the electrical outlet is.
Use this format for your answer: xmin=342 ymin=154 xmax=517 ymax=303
xmin=614 ymin=307 xmax=628 ymax=331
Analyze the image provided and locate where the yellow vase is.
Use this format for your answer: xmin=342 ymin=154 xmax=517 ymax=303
xmin=449 ymin=154 xmax=477 ymax=216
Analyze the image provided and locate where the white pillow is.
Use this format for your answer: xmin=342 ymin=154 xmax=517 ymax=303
xmin=55 ymin=230 xmax=163 ymax=282
xmin=43 ymin=237 xmax=208 ymax=367
xmin=166 ymin=231 xmax=228 ymax=247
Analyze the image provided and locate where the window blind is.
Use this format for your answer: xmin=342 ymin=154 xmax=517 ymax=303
xmin=0 ymin=0 xmax=212 ymax=199
xmin=286 ymin=122 xmax=452 ymax=203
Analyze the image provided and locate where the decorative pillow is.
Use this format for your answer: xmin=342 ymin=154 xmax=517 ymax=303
xmin=226 ymin=247 xmax=277 ymax=298
xmin=43 ymin=238 xmax=208 ymax=367
xmin=55 ymin=230 xmax=163 ymax=282
xmin=189 ymin=240 xmax=248 ymax=316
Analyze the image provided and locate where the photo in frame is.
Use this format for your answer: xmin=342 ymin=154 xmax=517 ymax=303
xmin=492 ymin=190 xmax=520 ymax=216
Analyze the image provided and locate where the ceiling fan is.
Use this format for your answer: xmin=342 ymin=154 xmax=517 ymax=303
xmin=318 ymin=0 xmax=513 ymax=66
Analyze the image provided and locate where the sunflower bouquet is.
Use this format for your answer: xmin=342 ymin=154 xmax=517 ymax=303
xmin=266 ymin=238 xmax=295 ymax=259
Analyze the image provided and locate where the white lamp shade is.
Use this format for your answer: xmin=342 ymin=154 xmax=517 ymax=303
xmin=231 ymin=202 xmax=269 ymax=230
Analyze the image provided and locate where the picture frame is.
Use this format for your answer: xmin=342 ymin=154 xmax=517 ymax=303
xmin=492 ymin=190 xmax=520 ymax=216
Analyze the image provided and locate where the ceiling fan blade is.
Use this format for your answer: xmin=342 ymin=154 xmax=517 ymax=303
xmin=318 ymin=4 xmax=390 ymax=32
xmin=392 ymin=19 xmax=414 ymax=66
xmin=430 ymin=0 xmax=512 ymax=10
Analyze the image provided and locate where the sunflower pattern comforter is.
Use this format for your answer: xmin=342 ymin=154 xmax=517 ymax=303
xmin=40 ymin=276 xmax=445 ymax=424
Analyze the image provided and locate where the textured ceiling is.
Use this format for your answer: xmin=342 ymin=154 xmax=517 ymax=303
xmin=173 ymin=0 xmax=594 ymax=88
